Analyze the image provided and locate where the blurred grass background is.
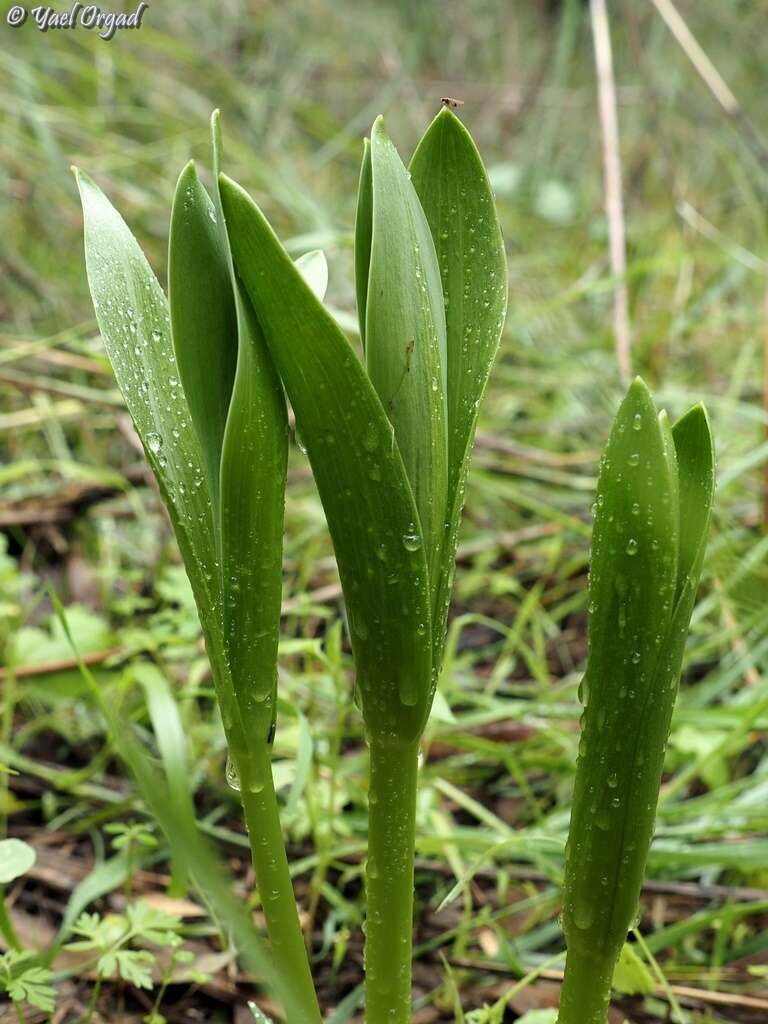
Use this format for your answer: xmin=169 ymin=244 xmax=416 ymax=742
xmin=2 ymin=1 xmax=768 ymax=1021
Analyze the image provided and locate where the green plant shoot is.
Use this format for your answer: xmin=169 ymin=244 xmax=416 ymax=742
xmin=75 ymin=112 xmax=322 ymax=1023
xmin=219 ymin=107 xmax=506 ymax=1022
xmin=558 ymin=378 xmax=715 ymax=1024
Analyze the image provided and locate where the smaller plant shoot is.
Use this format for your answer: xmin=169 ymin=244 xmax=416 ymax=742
xmin=557 ymin=378 xmax=715 ymax=1024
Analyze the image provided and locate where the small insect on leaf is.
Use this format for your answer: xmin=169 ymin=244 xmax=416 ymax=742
xmin=440 ymin=97 xmax=465 ymax=109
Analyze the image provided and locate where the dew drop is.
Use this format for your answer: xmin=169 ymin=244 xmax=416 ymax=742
xmin=362 ymin=422 xmax=378 ymax=452
xmin=147 ymin=432 xmax=163 ymax=454
xmin=632 ymin=413 xmax=642 ymax=431
xmin=225 ymin=756 xmax=241 ymax=791
xmin=626 ymin=538 xmax=638 ymax=556
xmin=573 ymin=898 xmax=595 ymax=930
xmin=628 ymin=453 xmax=640 ymax=467
xmin=402 ymin=529 xmax=422 ymax=552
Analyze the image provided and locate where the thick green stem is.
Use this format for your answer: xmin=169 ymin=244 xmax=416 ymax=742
xmin=239 ymin=747 xmax=322 ymax=1024
xmin=557 ymin=944 xmax=614 ymax=1024
xmin=365 ymin=738 xmax=419 ymax=1024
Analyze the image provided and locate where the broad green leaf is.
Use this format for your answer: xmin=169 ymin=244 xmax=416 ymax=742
xmin=219 ymin=173 xmax=434 ymax=737
xmin=74 ymin=170 xmax=246 ymax=755
xmin=0 ymin=838 xmax=35 ymax=883
xmin=363 ymin=116 xmax=448 ymax=599
xmin=672 ymin=404 xmax=715 ymax=598
xmin=295 ymin=249 xmax=328 ymax=301
xmin=354 ymin=137 xmax=373 ymax=347
xmin=219 ymin=289 xmax=287 ymax=742
xmin=211 ymin=115 xmax=288 ymax=748
xmin=409 ymin=107 xmax=507 ymax=486
xmin=563 ymin=379 xmax=680 ymax=960
xmin=409 ymin=107 xmax=507 ymax=659
xmin=168 ymin=161 xmax=237 ymax=505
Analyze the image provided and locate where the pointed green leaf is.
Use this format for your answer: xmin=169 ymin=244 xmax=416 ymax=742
xmin=409 ymin=107 xmax=507 ymax=659
xmin=672 ymin=403 xmax=715 ymax=599
xmin=211 ymin=115 xmax=288 ymax=747
xmin=364 ymin=116 xmax=448 ymax=599
xmin=168 ymin=161 xmax=237 ymax=504
xmin=219 ymin=288 xmax=287 ymax=740
xmin=219 ymin=173 xmax=434 ymax=739
xmin=295 ymin=249 xmax=328 ymax=301
xmin=409 ymin=107 xmax=507 ymax=487
xmin=354 ymin=137 xmax=373 ymax=347
xmin=74 ymin=169 xmax=247 ymax=755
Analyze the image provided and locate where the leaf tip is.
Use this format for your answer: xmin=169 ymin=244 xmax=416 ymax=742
xmin=371 ymin=114 xmax=388 ymax=144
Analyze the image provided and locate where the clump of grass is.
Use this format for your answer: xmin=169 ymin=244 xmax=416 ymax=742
xmin=558 ymin=378 xmax=715 ymax=1024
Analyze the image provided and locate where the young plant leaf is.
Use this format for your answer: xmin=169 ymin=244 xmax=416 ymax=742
xmin=219 ymin=289 xmax=287 ymax=742
xmin=558 ymin=379 xmax=714 ymax=1024
xmin=168 ymin=161 xmax=237 ymax=506
xmin=210 ymin=115 xmax=289 ymax=747
xmin=74 ymin=170 xmax=246 ymax=756
xmin=672 ymin=404 xmax=715 ymax=596
xmin=219 ymin=173 xmax=434 ymax=737
xmin=362 ymin=116 xmax=448 ymax=596
xmin=409 ymin=107 xmax=507 ymax=658
xmin=354 ymin=137 xmax=373 ymax=348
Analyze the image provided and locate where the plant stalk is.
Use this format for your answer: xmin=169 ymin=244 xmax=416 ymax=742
xmin=0 ymin=890 xmax=21 ymax=952
xmin=557 ymin=944 xmax=614 ymax=1024
xmin=239 ymin=747 xmax=322 ymax=1024
xmin=364 ymin=738 xmax=419 ymax=1024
